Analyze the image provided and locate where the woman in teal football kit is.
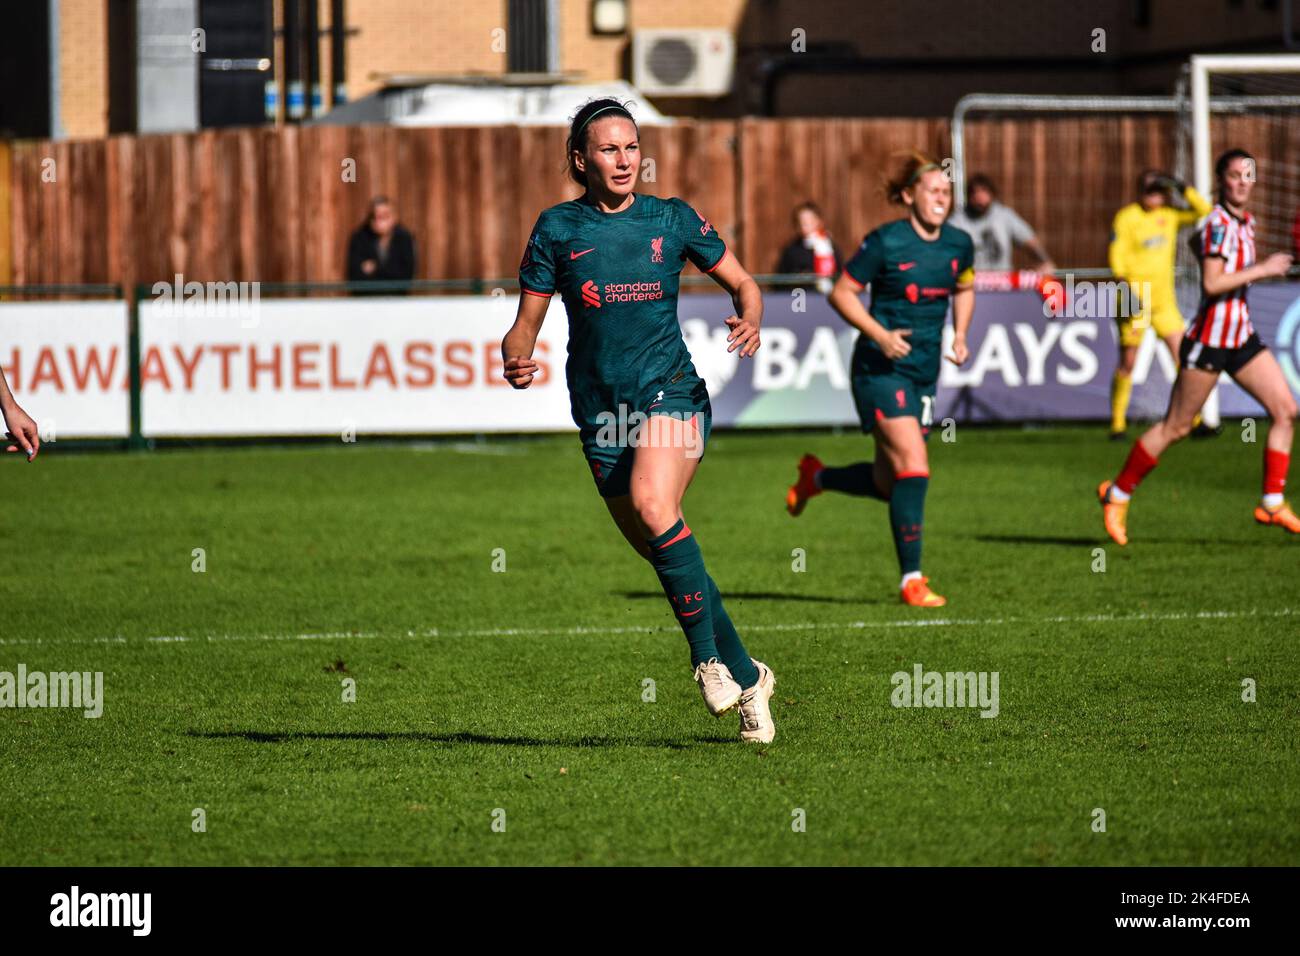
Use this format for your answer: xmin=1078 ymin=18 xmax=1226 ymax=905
xmin=502 ymin=99 xmax=777 ymax=742
xmin=786 ymin=152 xmax=976 ymax=607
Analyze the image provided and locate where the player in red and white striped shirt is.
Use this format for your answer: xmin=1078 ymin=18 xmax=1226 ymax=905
xmin=1189 ymin=201 xmax=1257 ymax=348
xmin=1098 ymin=148 xmax=1299 ymax=543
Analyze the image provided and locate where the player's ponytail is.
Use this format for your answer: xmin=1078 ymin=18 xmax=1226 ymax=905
xmin=883 ymin=151 xmax=944 ymax=205
xmin=565 ymin=98 xmax=638 ymax=188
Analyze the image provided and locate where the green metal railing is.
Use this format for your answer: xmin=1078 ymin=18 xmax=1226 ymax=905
xmin=0 ymin=284 xmax=123 ymax=299
xmin=247 ymin=275 xmax=824 ymax=295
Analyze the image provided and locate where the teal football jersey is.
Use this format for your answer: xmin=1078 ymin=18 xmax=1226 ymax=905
xmin=843 ymin=219 xmax=974 ymax=383
xmin=519 ymin=193 xmax=727 ymax=431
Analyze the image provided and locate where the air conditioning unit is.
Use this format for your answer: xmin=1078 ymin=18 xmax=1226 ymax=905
xmin=632 ymin=29 xmax=735 ymax=97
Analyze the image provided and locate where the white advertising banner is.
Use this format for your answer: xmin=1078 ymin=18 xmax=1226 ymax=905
xmin=139 ymin=295 xmax=575 ymax=437
xmin=0 ymin=301 xmax=130 ymax=439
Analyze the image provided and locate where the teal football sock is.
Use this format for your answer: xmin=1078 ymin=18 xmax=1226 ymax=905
xmin=889 ymin=474 xmax=928 ymax=575
xmin=707 ymin=576 xmax=760 ymax=690
xmin=646 ymin=519 xmax=720 ymax=668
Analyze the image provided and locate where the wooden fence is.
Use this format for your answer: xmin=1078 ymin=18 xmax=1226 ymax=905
xmin=4 ymin=115 xmax=1295 ymax=290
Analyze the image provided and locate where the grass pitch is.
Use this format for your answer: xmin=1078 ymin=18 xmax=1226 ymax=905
xmin=1 ymin=426 xmax=1297 ymax=865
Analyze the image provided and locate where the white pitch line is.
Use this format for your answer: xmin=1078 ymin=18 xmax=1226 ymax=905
xmin=0 ymin=607 xmax=1293 ymax=649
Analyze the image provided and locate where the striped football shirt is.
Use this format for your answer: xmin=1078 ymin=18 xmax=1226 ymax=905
xmin=1189 ymin=204 xmax=1256 ymax=348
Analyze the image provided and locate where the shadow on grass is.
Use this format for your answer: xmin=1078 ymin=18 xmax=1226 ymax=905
xmin=971 ymin=533 xmax=1103 ymax=548
xmin=186 ymin=729 xmax=735 ymax=749
xmin=972 ymin=532 xmax=1261 ymax=547
xmin=618 ymin=589 xmax=871 ymax=604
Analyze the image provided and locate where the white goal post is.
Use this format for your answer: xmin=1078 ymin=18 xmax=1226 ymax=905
xmin=1189 ymin=53 xmax=1300 ymax=199
xmin=951 ymin=93 xmax=1185 ymax=215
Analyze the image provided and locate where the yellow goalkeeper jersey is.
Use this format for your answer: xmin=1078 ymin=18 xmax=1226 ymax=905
xmin=1107 ymin=186 xmax=1212 ymax=302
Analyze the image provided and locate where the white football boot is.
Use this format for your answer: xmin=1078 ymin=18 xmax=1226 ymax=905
xmin=738 ymin=660 xmax=776 ymax=744
xmin=693 ymin=658 xmax=743 ymax=716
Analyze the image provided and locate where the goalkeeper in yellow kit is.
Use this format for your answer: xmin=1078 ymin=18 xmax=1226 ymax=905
xmin=1107 ymin=170 xmax=1212 ymax=438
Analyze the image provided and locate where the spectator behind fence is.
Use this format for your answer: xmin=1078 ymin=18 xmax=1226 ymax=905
xmin=776 ymin=201 xmax=842 ymax=293
xmin=346 ymin=196 xmax=416 ymax=294
xmin=948 ymin=174 xmax=1055 ymax=275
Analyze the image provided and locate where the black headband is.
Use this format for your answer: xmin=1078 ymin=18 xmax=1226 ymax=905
xmin=573 ymin=105 xmax=634 ymax=143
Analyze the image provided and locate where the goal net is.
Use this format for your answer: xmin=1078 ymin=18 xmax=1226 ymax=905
xmin=953 ymin=93 xmax=1192 ymax=423
xmin=1185 ymin=55 xmax=1300 ymax=267
xmin=1176 ymin=55 xmax=1300 ymax=425
xmin=952 ymin=59 xmax=1300 ymax=423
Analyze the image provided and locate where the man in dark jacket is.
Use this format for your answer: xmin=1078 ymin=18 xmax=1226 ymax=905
xmin=346 ymin=196 xmax=416 ymax=293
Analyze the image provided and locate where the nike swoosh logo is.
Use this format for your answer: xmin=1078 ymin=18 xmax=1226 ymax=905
xmin=898 ymin=261 xmax=917 ymax=271
xmin=570 ymin=248 xmax=595 ymax=260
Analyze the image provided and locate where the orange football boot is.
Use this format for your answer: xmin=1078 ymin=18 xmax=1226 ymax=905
xmin=1254 ymin=500 xmax=1300 ymax=534
xmin=900 ymin=576 xmax=946 ymax=607
xmin=786 ymin=453 xmax=824 ymax=516
xmin=1098 ymin=480 xmax=1129 ymax=547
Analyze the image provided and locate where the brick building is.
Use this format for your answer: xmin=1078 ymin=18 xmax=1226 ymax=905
xmin=3 ymin=0 xmax=1297 ymax=139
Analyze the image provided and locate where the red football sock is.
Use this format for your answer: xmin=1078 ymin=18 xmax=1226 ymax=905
xmin=1116 ymin=440 xmax=1159 ymax=495
xmin=1264 ymin=448 xmax=1289 ymax=496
